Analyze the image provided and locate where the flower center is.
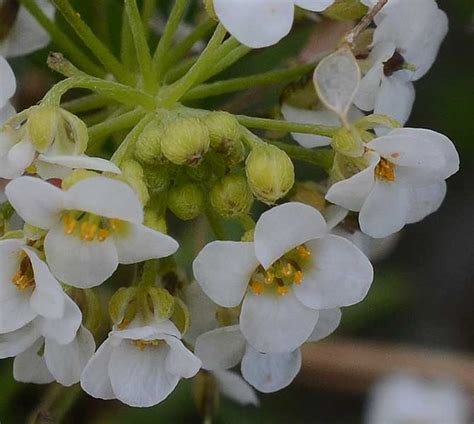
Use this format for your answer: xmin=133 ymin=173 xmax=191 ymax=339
xmin=62 ymin=211 xmax=124 ymax=242
xmin=375 ymin=158 xmax=396 ymax=182
xmin=248 ymin=245 xmax=311 ymax=297
xmin=131 ymin=339 xmax=164 ymax=350
xmin=11 ymin=252 xmax=35 ymax=292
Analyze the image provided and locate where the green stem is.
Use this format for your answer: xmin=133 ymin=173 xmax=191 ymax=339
xmin=184 ymin=62 xmax=316 ymax=100
xmin=141 ymin=0 xmax=156 ymax=40
xmin=125 ymin=0 xmax=156 ymax=91
xmin=268 ymin=140 xmax=335 ymax=170
xmin=121 ymin=10 xmax=136 ymax=70
xmin=152 ymin=0 xmax=190 ymax=81
xmin=52 ymin=0 xmax=135 ymax=85
xmin=88 ymin=109 xmax=145 ymax=141
xmin=19 ymin=0 xmax=103 ymax=77
xmin=142 ymin=259 xmax=159 ymax=287
xmin=165 ymin=55 xmax=197 ymax=83
xmin=61 ymin=94 xmax=112 ymax=114
xmin=205 ymin=44 xmax=251 ymax=81
xmin=236 ymin=115 xmax=338 ymax=138
xmin=205 ymin=206 xmax=226 ymax=240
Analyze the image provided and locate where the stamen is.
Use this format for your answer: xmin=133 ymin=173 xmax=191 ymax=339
xmin=375 ymin=158 xmax=396 ymax=182
xmin=250 ymin=280 xmax=264 ymax=295
xmin=297 ymin=245 xmax=311 ymax=259
xmin=97 ymin=229 xmax=110 ymax=242
xmin=131 ymin=339 xmax=160 ymax=350
xmin=282 ymin=263 xmax=294 ymax=278
xmin=63 ymin=214 xmax=77 ymax=235
xmin=109 ymin=218 xmax=123 ymax=231
xmin=264 ymin=270 xmax=274 ymax=285
xmin=277 ymin=285 xmax=289 ymax=296
xmin=294 ymin=270 xmax=304 ymax=285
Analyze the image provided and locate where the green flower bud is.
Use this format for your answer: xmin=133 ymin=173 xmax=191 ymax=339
xmin=245 ymin=145 xmax=295 ymax=204
xmin=290 ymin=181 xmax=327 ymax=212
xmin=224 ymin=139 xmax=246 ymax=168
xmin=281 ymin=76 xmax=319 ymax=110
xmin=109 ymin=287 xmax=138 ymax=326
xmin=210 ymin=174 xmax=254 ymax=218
xmin=26 ymin=106 xmax=59 ymax=152
xmin=168 ymin=183 xmax=204 ymax=220
xmin=142 ymin=164 xmax=170 ymax=195
xmin=171 ymin=296 xmax=190 ymax=336
xmin=331 ymin=127 xmax=364 ymax=157
xmin=135 ymin=120 xmax=165 ymax=165
xmin=120 ymin=159 xmax=150 ymax=204
xmin=203 ymin=112 xmax=241 ymax=153
xmin=186 ymin=161 xmax=211 ymax=182
xmin=323 ymin=0 xmax=368 ymax=21
xmin=144 ymin=207 xmax=168 ymax=234
xmin=331 ymin=152 xmax=369 ymax=183
xmin=146 ymin=287 xmax=175 ymax=321
xmin=161 ymin=117 xmax=210 ymax=166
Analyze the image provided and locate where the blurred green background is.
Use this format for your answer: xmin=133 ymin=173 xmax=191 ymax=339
xmin=1 ymin=0 xmax=473 ymax=422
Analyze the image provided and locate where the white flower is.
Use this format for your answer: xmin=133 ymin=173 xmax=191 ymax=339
xmin=0 ymin=55 xmax=16 ymax=110
xmin=211 ymin=370 xmax=259 ymax=406
xmin=326 ymin=128 xmax=459 ymax=238
xmin=354 ymin=0 xmax=448 ymax=125
xmin=80 ymin=319 xmax=201 ymax=407
xmin=365 ymin=373 xmax=472 ymax=424
xmin=5 ymin=176 xmax=179 ymax=288
xmin=195 ymin=309 xmax=341 ymax=393
xmin=193 ymin=202 xmax=371 ymax=353
xmin=0 ymin=0 xmax=55 ymax=58
xmin=213 ymin=0 xmax=336 ymax=48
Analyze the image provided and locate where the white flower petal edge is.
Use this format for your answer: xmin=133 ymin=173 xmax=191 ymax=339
xmin=307 ymin=308 xmax=341 ymax=342
xmin=13 ymin=338 xmax=54 ymax=384
xmin=213 ymin=370 xmax=259 ymax=406
xmin=0 ymin=56 xmax=16 ymax=109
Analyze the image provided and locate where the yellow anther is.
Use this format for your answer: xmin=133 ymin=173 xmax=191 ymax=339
xmin=80 ymin=222 xmax=98 ymax=241
xmin=297 ymin=245 xmax=311 ymax=259
xmin=97 ymin=229 xmax=110 ymax=242
xmin=282 ymin=263 xmax=294 ymax=278
xmin=12 ymin=271 xmax=35 ymax=291
xmin=294 ymin=270 xmax=304 ymax=285
xmin=109 ymin=218 xmax=123 ymax=231
xmin=264 ymin=270 xmax=275 ymax=285
xmin=63 ymin=214 xmax=77 ymax=235
xmin=118 ymin=319 xmax=129 ymax=330
xmin=277 ymin=285 xmax=289 ymax=296
xmin=131 ymin=339 xmax=160 ymax=350
xmin=250 ymin=281 xmax=265 ymax=295
xmin=375 ymin=158 xmax=396 ymax=182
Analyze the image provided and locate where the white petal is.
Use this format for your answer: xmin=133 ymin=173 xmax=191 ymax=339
xmin=406 ymin=181 xmax=447 ymax=224
xmin=193 ymin=241 xmax=258 ymax=308
xmin=325 ymin=152 xmax=379 ymax=211
xmin=37 ymin=154 xmax=122 ymax=174
xmin=35 ymin=295 xmax=82 ymax=345
xmin=0 ymin=322 xmax=40 ymax=358
xmin=307 ymin=308 xmax=342 ymax=342
xmin=13 ymin=338 xmax=54 ymax=384
xmin=295 ymin=0 xmax=335 ymax=11
xmin=324 ymin=204 xmax=348 ymax=230
xmin=24 ymin=247 xmax=64 ymax=319
xmin=0 ymin=56 xmax=15 ymax=108
xmin=354 ymin=64 xmax=384 ymax=112
xmin=44 ymin=225 xmax=119 ymax=288
xmin=214 ymin=0 xmax=294 ymax=48
xmin=0 ymin=138 xmax=36 ymax=179
xmin=44 ymin=326 xmax=96 ymax=386
xmin=109 ymin=341 xmax=179 ymax=407
xmin=80 ymin=338 xmax=115 ymax=400
xmin=294 ymin=235 xmax=373 ymax=309
xmin=64 ymin=177 xmax=143 ymax=224
xmin=0 ymin=102 xmax=16 ymax=125
xmin=255 ymin=202 xmax=327 ymax=269
xmin=359 ymin=179 xmax=411 ymax=238
xmin=113 ymin=223 xmax=178 ymax=264
xmin=111 ymin=320 xmax=180 ymax=340
xmin=213 ymin=370 xmax=259 ymax=406
xmin=240 ymin=291 xmax=319 ymax=353
xmin=5 ymin=176 xmax=64 ymax=229
xmin=194 ymin=326 xmax=246 ymax=371
xmin=164 ymin=336 xmax=201 ymax=378
xmin=241 ymin=344 xmax=301 ymax=393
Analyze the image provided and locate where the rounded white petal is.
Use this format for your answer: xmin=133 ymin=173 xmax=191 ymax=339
xmin=80 ymin=338 xmax=115 ymax=400
xmin=0 ymin=138 xmax=36 ymax=179
xmin=194 ymin=326 xmax=246 ymax=371
xmin=164 ymin=336 xmax=201 ymax=378
xmin=44 ymin=326 xmax=96 ymax=386
xmin=294 ymin=235 xmax=373 ymax=309
xmin=255 ymin=202 xmax=327 ymax=270
xmin=406 ymin=181 xmax=447 ymax=224
xmin=240 ymin=291 xmax=319 ymax=353
xmin=307 ymin=308 xmax=341 ymax=342
xmin=359 ymin=180 xmax=411 ymax=238
xmin=241 ymin=344 xmax=301 ymax=393
xmin=5 ymin=176 xmax=64 ymax=229
xmin=0 ymin=102 xmax=16 ymax=125
xmin=325 ymin=152 xmax=379 ymax=211
xmin=213 ymin=370 xmax=259 ymax=406
xmin=44 ymin=225 xmax=119 ymax=288
xmin=64 ymin=177 xmax=143 ymax=224
xmin=214 ymin=0 xmax=294 ymax=48
xmin=37 ymin=154 xmax=122 ymax=174
xmin=35 ymin=295 xmax=82 ymax=345
xmin=0 ymin=322 xmax=40 ymax=358
xmin=113 ymin=223 xmax=178 ymax=264
xmin=13 ymin=338 xmax=54 ymax=384
xmin=324 ymin=204 xmax=348 ymax=230
xmin=111 ymin=320 xmax=180 ymax=341
xmin=0 ymin=56 xmax=15 ymax=108
xmin=193 ymin=241 xmax=258 ymax=308
xmin=295 ymin=0 xmax=335 ymax=11
xmin=24 ymin=247 xmax=64 ymax=319
xmin=108 ymin=341 xmax=179 ymax=407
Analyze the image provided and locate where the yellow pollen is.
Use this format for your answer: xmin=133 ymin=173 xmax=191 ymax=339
xmin=97 ymin=229 xmax=110 ymax=242
xmin=297 ymin=245 xmax=311 ymax=259
xmin=131 ymin=339 xmax=160 ymax=350
xmin=80 ymin=222 xmax=98 ymax=241
xmin=250 ymin=281 xmax=265 ymax=295
xmin=264 ymin=270 xmax=274 ymax=285
xmin=11 ymin=271 xmax=35 ymax=291
xmin=277 ymin=285 xmax=289 ymax=296
xmin=282 ymin=263 xmax=294 ymax=278
xmin=109 ymin=218 xmax=123 ymax=231
xmin=375 ymin=158 xmax=396 ymax=182
xmin=293 ymin=270 xmax=304 ymax=285
xmin=63 ymin=214 xmax=77 ymax=235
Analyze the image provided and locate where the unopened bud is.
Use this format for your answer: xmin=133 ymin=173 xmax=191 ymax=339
xmin=332 ymin=127 xmax=364 ymax=157
xmin=142 ymin=164 xmax=170 ymax=195
xmin=245 ymin=145 xmax=294 ymax=204
xmin=146 ymin=287 xmax=175 ymax=321
xmin=171 ymin=296 xmax=190 ymax=336
xmin=203 ymin=112 xmax=241 ymax=153
xmin=109 ymin=287 xmax=138 ymax=326
xmin=225 ymin=139 xmax=246 ymax=168
xmin=135 ymin=120 xmax=165 ymax=165
xmin=161 ymin=117 xmax=210 ymax=166
xmin=290 ymin=181 xmax=327 ymax=212
xmin=210 ymin=174 xmax=253 ymax=218
xmin=120 ymin=159 xmax=150 ymax=204
xmin=323 ymin=0 xmax=368 ymax=21
xmin=144 ymin=207 xmax=168 ymax=234
xmin=26 ymin=106 xmax=59 ymax=152
xmin=168 ymin=183 xmax=204 ymax=220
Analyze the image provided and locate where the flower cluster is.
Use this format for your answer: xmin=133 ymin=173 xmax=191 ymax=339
xmin=0 ymin=0 xmax=461 ymax=417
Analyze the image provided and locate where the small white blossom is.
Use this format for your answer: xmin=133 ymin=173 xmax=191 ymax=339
xmin=194 ymin=202 xmax=371 ymax=353
xmin=365 ymin=373 xmax=472 ymax=424
xmin=354 ymin=0 xmax=448 ymax=126
xmin=213 ymin=0 xmax=336 ymax=48
xmin=6 ymin=176 xmax=179 ymax=288
xmin=326 ymin=128 xmax=459 ymax=238
xmin=81 ymin=319 xmax=201 ymax=407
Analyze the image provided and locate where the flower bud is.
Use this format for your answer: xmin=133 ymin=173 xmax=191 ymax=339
xmin=323 ymin=0 xmax=368 ymax=21
xmin=210 ymin=174 xmax=254 ymax=218
xmin=109 ymin=287 xmax=138 ymax=326
xmin=245 ymin=145 xmax=294 ymax=204
xmin=281 ymin=76 xmax=319 ymax=110
xmin=224 ymin=139 xmax=246 ymax=168
xmin=142 ymin=164 xmax=170 ymax=195
xmin=144 ymin=207 xmax=168 ymax=234
xmin=171 ymin=296 xmax=190 ymax=336
xmin=331 ymin=127 xmax=364 ymax=157
xmin=146 ymin=287 xmax=175 ymax=321
xmin=290 ymin=181 xmax=327 ymax=212
xmin=26 ymin=106 xmax=59 ymax=152
xmin=161 ymin=117 xmax=210 ymax=166
xmin=168 ymin=183 xmax=204 ymax=220
xmin=203 ymin=112 xmax=241 ymax=153
xmin=135 ymin=120 xmax=165 ymax=165
xmin=120 ymin=159 xmax=150 ymax=204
